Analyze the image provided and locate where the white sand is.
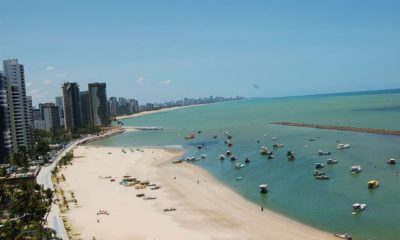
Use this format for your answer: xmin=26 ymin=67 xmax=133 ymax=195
xmin=116 ymin=105 xmax=201 ymax=120
xmin=58 ymin=146 xmax=337 ymax=240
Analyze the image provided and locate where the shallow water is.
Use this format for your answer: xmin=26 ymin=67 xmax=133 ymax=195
xmin=95 ymin=90 xmax=400 ymax=240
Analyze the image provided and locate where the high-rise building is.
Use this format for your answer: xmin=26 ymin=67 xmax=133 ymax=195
xmin=0 ymin=72 xmax=12 ymax=162
xmin=39 ymin=103 xmax=60 ymax=132
xmin=62 ymin=82 xmax=81 ymax=130
xmin=3 ymin=59 xmax=32 ymax=151
xmin=109 ymin=97 xmax=118 ymax=116
xmin=118 ymin=97 xmax=128 ymax=115
xmin=79 ymin=91 xmax=91 ymax=128
xmin=55 ymin=96 xmax=64 ymax=126
xmin=88 ymin=83 xmax=109 ymax=126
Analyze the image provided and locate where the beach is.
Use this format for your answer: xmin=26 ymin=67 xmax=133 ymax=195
xmin=116 ymin=105 xmax=204 ymax=120
xmin=57 ymin=145 xmax=337 ymax=240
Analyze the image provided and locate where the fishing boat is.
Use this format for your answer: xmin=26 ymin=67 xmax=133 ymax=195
xmin=259 ymin=184 xmax=268 ymax=193
xmin=219 ymin=155 xmax=226 ymax=160
xmin=260 ymin=146 xmax=268 ymax=155
xmin=227 ymin=143 xmax=233 ymax=147
xmin=201 ymin=154 xmax=207 ymax=159
xmin=230 ymin=156 xmax=238 ymax=161
xmin=352 ymin=203 xmax=367 ymax=212
xmin=287 ymin=151 xmax=295 ymax=160
xmin=213 ymin=135 xmax=218 ymax=139
xmin=318 ymin=150 xmax=331 ymax=156
xmin=387 ymin=158 xmax=396 ymax=165
xmin=273 ymin=143 xmax=284 ymax=148
xmin=334 ymin=233 xmax=352 ymax=239
xmin=350 ymin=165 xmax=362 ymax=174
xmin=226 ymin=150 xmax=232 ymax=156
xmin=235 ymin=163 xmax=245 ymax=168
xmin=315 ymin=175 xmax=330 ymax=180
xmin=367 ymin=180 xmax=379 ymax=189
xmin=272 ymin=137 xmax=278 ymax=140
xmin=315 ymin=163 xmax=325 ymax=169
xmin=197 ymin=144 xmax=204 ymax=149
xmin=337 ymin=143 xmax=350 ymax=149
xmin=236 ymin=176 xmax=243 ymax=180
xmin=313 ymin=170 xmax=325 ymax=176
xmin=268 ymin=154 xmax=274 ymax=159
xmin=184 ymin=133 xmax=195 ymax=139
xmin=327 ymin=159 xmax=338 ymax=164
xmin=245 ymin=158 xmax=251 ymax=163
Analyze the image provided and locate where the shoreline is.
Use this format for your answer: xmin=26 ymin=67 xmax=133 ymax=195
xmin=56 ymin=144 xmax=338 ymax=240
xmin=116 ymin=105 xmax=199 ymax=120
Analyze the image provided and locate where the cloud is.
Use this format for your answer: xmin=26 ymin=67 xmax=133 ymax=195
xmin=136 ymin=76 xmax=145 ymax=83
xmin=45 ymin=66 xmax=55 ymax=71
xmin=28 ymin=89 xmax=48 ymax=100
xmin=26 ymin=81 xmax=33 ymax=87
xmin=44 ymin=80 xmax=52 ymax=85
xmin=56 ymin=73 xmax=67 ymax=78
xmin=159 ymin=80 xmax=172 ymax=85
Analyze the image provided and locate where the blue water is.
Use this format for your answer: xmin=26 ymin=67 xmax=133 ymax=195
xmin=95 ymin=90 xmax=400 ymax=240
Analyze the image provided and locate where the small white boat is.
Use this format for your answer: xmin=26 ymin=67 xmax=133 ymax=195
xmin=350 ymin=165 xmax=362 ymax=174
xmin=219 ymin=155 xmax=226 ymax=160
xmin=236 ymin=176 xmax=243 ymax=180
xmin=201 ymin=154 xmax=207 ymax=159
xmin=387 ymin=158 xmax=396 ymax=165
xmin=327 ymin=159 xmax=338 ymax=164
xmin=272 ymin=137 xmax=278 ymax=140
xmin=337 ymin=143 xmax=350 ymax=149
xmin=259 ymin=184 xmax=268 ymax=193
xmin=334 ymin=233 xmax=352 ymax=239
xmin=273 ymin=143 xmax=284 ymax=148
xmin=235 ymin=163 xmax=245 ymax=168
xmin=318 ymin=150 xmax=331 ymax=155
xmin=352 ymin=203 xmax=367 ymax=212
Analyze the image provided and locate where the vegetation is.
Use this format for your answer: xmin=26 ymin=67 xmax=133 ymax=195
xmin=0 ymin=179 xmax=59 ymax=239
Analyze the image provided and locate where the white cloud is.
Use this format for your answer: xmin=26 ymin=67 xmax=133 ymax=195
xmin=28 ymin=89 xmax=48 ymax=100
xmin=26 ymin=81 xmax=33 ymax=87
xmin=56 ymin=73 xmax=67 ymax=78
xmin=159 ymin=80 xmax=172 ymax=85
xmin=137 ymin=76 xmax=145 ymax=83
xmin=44 ymin=80 xmax=52 ymax=85
xmin=45 ymin=66 xmax=55 ymax=71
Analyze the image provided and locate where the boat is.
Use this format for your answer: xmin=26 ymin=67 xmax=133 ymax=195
xmin=184 ymin=133 xmax=195 ymax=139
xmin=201 ymin=154 xmax=207 ymax=159
xmin=213 ymin=135 xmax=218 ymax=139
xmin=315 ymin=175 xmax=330 ymax=180
xmin=235 ymin=163 xmax=245 ymax=168
xmin=227 ymin=143 xmax=233 ymax=147
xmin=272 ymin=137 xmax=278 ymax=140
xmin=334 ymin=233 xmax=352 ymax=239
xmin=315 ymin=163 xmax=325 ymax=169
xmin=367 ymin=180 xmax=379 ymax=189
xmin=327 ymin=159 xmax=338 ymax=164
xmin=387 ymin=158 xmax=396 ymax=165
xmin=268 ymin=154 xmax=274 ymax=159
xmin=219 ymin=155 xmax=226 ymax=160
xmin=259 ymin=184 xmax=268 ymax=193
xmin=224 ymin=140 xmax=230 ymax=144
xmin=350 ymin=165 xmax=362 ymax=174
xmin=236 ymin=176 xmax=243 ymax=180
xmin=273 ymin=143 xmax=284 ymax=148
xmin=352 ymin=203 xmax=367 ymax=212
xmin=318 ymin=150 xmax=331 ymax=156
xmin=245 ymin=158 xmax=251 ymax=163
xmin=337 ymin=143 xmax=350 ymax=149
xmin=260 ymin=146 xmax=268 ymax=155
xmin=313 ymin=170 xmax=325 ymax=176
xmin=309 ymin=138 xmax=316 ymax=141
xmin=227 ymin=135 xmax=233 ymax=139
xmin=197 ymin=144 xmax=204 ymax=149
xmin=226 ymin=150 xmax=232 ymax=156
xmin=287 ymin=151 xmax=295 ymax=160
xmin=230 ymin=156 xmax=238 ymax=161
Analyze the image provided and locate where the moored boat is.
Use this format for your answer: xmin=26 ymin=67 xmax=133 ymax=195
xmin=184 ymin=133 xmax=195 ymax=139
xmin=259 ymin=184 xmax=268 ymax=193
xmin=245 ymin=158 xmax=251 ymax=163
xmin=318 ymin=150 xmax=331 ymax=156
xmin=313 ymin=170 xmax=325 ymax=176
xmin=201 ymin=154 xmax=207 ymax=159
xmin=260 ymin=146 xmax=268 ymax=155
xmin=219 ymin=155 xmax=226 ymax=160
xmin=352 ymin=203 xmax=367 ymax=212
xmin=287 ymin=151 xmax=295 ymax=160
xmin=315 ymin=163 xmax=325 ymax=169
xmin=337 ymin=143 xmax=350 ymax=149
xmin=350 ymin=165 xmax=362 ymax=174
xmin=226 ymin=150 xmax=232 ymax=156
xmin=230 ymin=156 xmax=238 ymax=161
xmin=273 ymin=143 xmax=284 ymax=148
xmin=327 ymin=159 xmax=338 ymax=164
xmin=334 ymin=233 xmax=352 ymax=240
xmin=235 ymin=163 xmax=245 ymax=168
xmin=367 ymin=179 xmax=379 ymax=189
xmin=315 ymin=175 xmax=330 ymax=180
xmin=387 ymin=158 xmax=396 ymax=165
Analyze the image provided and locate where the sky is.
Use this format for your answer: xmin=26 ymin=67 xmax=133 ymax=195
xmin=1 ymin=0 xmax=399 ymax=106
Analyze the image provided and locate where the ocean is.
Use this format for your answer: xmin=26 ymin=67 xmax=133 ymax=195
xmin=94 ymin=89 xmax=400 ymax=240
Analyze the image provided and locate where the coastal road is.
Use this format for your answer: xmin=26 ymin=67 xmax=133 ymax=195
xmin=36 ymin=130 xmax=122 ymax=240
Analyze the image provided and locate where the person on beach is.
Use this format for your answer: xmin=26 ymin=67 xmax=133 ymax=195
xmin=261 ymin=206 xmax=264 ymax=212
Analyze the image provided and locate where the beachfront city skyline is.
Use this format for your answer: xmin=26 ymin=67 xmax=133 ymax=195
xmin=1 ymin=1 xmax=400 ymax=105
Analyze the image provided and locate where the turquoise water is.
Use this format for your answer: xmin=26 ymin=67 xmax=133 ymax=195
xmin=95 ymin=90 xmax=400 ymax=240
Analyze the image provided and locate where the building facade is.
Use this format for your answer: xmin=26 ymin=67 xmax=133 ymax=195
xmin=0 ymin=72 xmax=12 ymax=162
xmin=39 ymin=103 xmax=60 ymax=132
xmin=109 ymin=97 xmax=118 ymax=116
xmin=62 ymin=82 xmax=81 ymax=130
xmin=55 ymin=96 xmax=64 ymax=126
xmin=79 ymin=91 xmax=91 ymax=128
xmin=88 ymin=83 xmax=109 ymax=126
xmin=3 ymin=59 xmax=32 ymax=151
